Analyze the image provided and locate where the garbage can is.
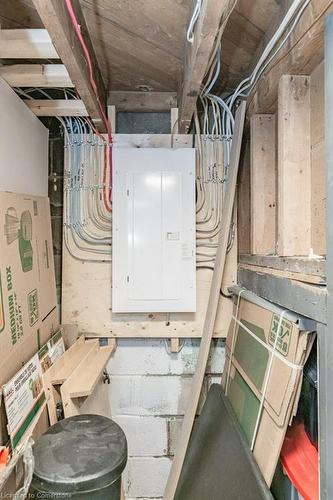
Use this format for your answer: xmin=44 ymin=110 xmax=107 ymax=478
xmin=30 ymin=414 xmax=127 ymax=499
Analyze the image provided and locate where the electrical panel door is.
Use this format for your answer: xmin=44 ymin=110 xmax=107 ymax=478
xmin=112 ymin=148 xmax=196 ymax=313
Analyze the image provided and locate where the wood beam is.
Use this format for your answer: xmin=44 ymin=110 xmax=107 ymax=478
xmin=0 ymin=64 xmax=73 ymax=88
xmin=238 ymin=267 xmax=326 ymax=324
xmin=178 ymin=0 xmax=234 ymax=133
xmin=250 ymin=114 xmax=276 ymax=254
xmin=277 ymin=75 xmax=311 ymax=257
xmin=0 ymin=29 xmax=59 ymax=59
xmin=24 ymin=99 xmax=87 ymax=117
xmin=108 ymin=91 xmax=177 ymax=112
xmin=32 ymin=0 xmax=107 ymax=131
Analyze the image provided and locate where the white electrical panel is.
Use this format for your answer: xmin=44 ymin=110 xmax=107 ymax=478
xmin=112 ymin=148 xmax=196 ymax=313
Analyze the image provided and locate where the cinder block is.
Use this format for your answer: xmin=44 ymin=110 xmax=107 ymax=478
xmin=107 ymin=339 xmax=225 ymax=376
xmin=123 ymin=457 xmax=171 ymax=498
xmin=110 ymin=375 xmax=209 ymax=417
xmin=110 ymin=375 xmax=192 ymax=416
xmin=112 ymin=415 xmax=168 ymax=456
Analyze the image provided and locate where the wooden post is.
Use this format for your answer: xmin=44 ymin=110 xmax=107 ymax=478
xmin=108 ymin=105 xmax=116 ymax=134
xmin=171 ymin=108 xmax=179 ymax=134
xmin=250 ymin=114 xmax=276 ymax=255
xmin=163 ymin=101 xmax=246 ymax=500
xmin=277 ymin=75 xmax=311 ymax=256
xmin=170 ymin=338 xmax=180 ymax=353
xmin=237 ymin=134 xmax=251 ymax=254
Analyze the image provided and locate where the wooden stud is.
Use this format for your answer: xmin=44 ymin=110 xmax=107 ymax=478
xmin=0 ymin=64 xmax=73 ymax=88
xmin=178 ymin=0 xmax=234 ymax=132
xmin=32 ymin=0 xmax=107 ymax=131
xmin=108 ymin=105 xmax=116 ymax=134
xmin=237 ymin=133 xmax=251 ymax=254
xmin=250 ymin=114 xmax=276 ymax=254
xmin=0 ymin=29 xmax=59 ymax=59
xmin=24 ymin=99 xmax=88 ymax=116
xmin=164 ymin=101 xmax=246 ymax=500
xmin=171 ymin=108 xmax=179 ymax=134
xmin=108 ymin=91 xmax=177 ymax=112
xmin=170 ymin=338 xmax=180 ymax=353
xmin=277 ymin=75 xmax=311 ymax=257
xmin=310 ymin=62 xmax=326 ymax=256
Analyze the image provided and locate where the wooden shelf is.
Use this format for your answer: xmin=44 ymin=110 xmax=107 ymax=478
xmin=66 ymin=345 xmax=114 ymax=399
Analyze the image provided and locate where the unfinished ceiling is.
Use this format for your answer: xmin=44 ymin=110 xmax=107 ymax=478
xmin=0 ymin=0 xmax=283 ymax=94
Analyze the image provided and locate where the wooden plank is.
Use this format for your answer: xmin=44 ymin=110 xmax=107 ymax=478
xmin=247 ymin=0 xmax=333 ymax=116
xmin=311 ymin=62 xmax=326 ymax=255
xmin=250 ymin=114 xmax=276 ymax=254
xmin=277 ymin=75 xmax=311 ymax=257
xmin=43 ymin=336 xmax=94 ymax=425
xmin=0 ymin=29 xmax=58 ymax=59
xmin=178 ymin=0 xmax=234 ymax=132
xmin=24 ymin=99 xmax=88 ymax=116
xmin=238 ymin=263 xmax=326 ymax=285
xmin=81 ymin=0 xmax=187 ymax=92
xmin=32 ymin=0 xmax=107 ymax=131
xmin=66 ymin=345 xmax=114 ymax=398
xmin=239 ymin=254 xmax=326 ymax=277
xmin=170 ymin=338 xmax=181 ymax=353
xmin=171 ymin=108 xmax=179 ymax=134
xmin=0 ymin=64 xmax=73 ymax=88
xmin=164 ymin=101 xmax=246 ymax=500
xmin=237 ymin=133 xmax=251 ymax=254
xmin=238 ymin=268 xmax=327 ymax=324
xmin=107 ymin=105 xmax=116 ymax=134
xmin=108 ymin=91 xmax=177 ymax=111
xmin=47 ymin=336 xmax=93 ymax=385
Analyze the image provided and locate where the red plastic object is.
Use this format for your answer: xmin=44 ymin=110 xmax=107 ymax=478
xmin=280 ymin=422 xmax=319 ymax=500
xmin=0 ymin=447 xmax=9 ymax=469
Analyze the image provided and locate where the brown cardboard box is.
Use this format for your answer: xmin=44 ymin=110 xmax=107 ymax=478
xmin=0 ymin=192 xmax=58 ymax=387
xmin=38 ymin=306 xmax=59 ymax=348
xmin=222 ymin=292 xmax=315 ymax=486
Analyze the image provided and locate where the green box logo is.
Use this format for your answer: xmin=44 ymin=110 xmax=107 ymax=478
xmin=27 ymin=289 xmax=39 ymax=326
xmin=269 ymin=314 xmax=292 ymax=357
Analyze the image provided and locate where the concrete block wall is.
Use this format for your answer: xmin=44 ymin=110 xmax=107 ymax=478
xmin=107 ymin=338 xmax=225 ymax=499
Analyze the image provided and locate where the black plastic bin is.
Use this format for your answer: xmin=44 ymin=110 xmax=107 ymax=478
xmin=299 ymin=343 xmax=318 ymax=448
xmin=30 ymin=414 xmax=127 ymax=499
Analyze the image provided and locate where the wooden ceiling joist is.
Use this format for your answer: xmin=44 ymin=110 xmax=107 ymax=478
xmin=0 ymin=64 xmax=73 ymax=88
xmin=0 ymin=29 xmax=58 ymax=59
xmin=108 ymin=91 xmax=177 ymax=112
xmin=178 ymin=0 xmax=234 ymax=133
xmin=31 ymin=0 xmax=107 ymax=131
xmin=24 ymin=99 xmax=87 ymax=117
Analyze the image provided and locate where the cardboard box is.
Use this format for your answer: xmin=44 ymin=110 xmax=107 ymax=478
xmin=3 ymin=353 xmax=45 ymax=449
xmin=222 ymin=292 xmax=315 ymax=486
xmin=0 ymin=192 xmax=58 ymax=387
xmin=38 ymin=306 xmax=59 ymax=348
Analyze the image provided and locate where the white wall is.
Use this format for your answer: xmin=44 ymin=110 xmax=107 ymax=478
xmin=0 ymin=77 xmax=48 ymax=196
xmin=108 ymin=339 xmax=225 ymax=499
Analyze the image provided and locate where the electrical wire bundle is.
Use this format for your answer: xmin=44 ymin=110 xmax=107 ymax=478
xmin=63 ymin=125 xmax=112 ymax=262
xmin=191 ymin=0 xmax=312 ymax=269
xmin=14 ymin=87 xmax=112 ymax=262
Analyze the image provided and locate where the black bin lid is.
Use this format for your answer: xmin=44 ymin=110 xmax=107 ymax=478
xmin=32 ymin=414 xmax=127 ymax=494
